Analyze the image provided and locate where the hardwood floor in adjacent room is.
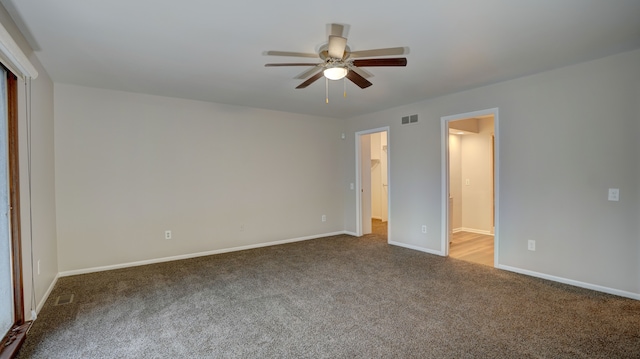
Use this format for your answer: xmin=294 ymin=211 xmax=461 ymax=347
xmin=371 ymin=219 xmax=387 ymax=236
xmin=449 ymin=231 xmax=494 ymax=267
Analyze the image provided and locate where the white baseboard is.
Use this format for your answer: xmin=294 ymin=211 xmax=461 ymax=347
xmin=456 ymin=227 xmax=494 ymax=236
xmin=33 ymin=273 xmax=59 ymax=319
xmin=388 ymin=240 xmax=443 ymax=256
xmin=51 ymin=231 xmax=639 ymax=304
xmin=59 ymin=231 xmax=349 ymax=277
xmin=498 ymin=264 xmax=640 ymax=300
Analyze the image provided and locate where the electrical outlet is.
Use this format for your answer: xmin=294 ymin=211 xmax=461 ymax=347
xmin=322 ymin=215 xmax=326 ymax=222
xmin=165 ymin=230 xmax=172 ymax=240
xmin=421 ymin=225 xmax=427 ymax=234
xmin=528 ymin=240 xmax=536 ymax=251
xmin=608 ymin=188 xmax=619 ymax=201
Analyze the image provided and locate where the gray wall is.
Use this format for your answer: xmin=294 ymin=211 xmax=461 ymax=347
xmin=0 ymin=6 xmax=58 ymax=314
xmin=344 ymin=49 xmax=640 ymax=295
xmin=54 ymin=85 xmax=346 ymax=272
xmin=22 ymin=54 xmax=57 ymax=314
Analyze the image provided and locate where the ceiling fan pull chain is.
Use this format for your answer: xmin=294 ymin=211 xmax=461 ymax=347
xmin=326 ymin=77 xmax=329 ymax=104
xmin=344 ymin=77 xmax=347 ymax=98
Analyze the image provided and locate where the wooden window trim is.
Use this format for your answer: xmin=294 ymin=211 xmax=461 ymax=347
xmin=0 ymin=68 xmax=30 ymax=359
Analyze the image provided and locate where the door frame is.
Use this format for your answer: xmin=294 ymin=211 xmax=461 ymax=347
xmin=440 ymin=108 xmax=499 ymax=265
xmin=0 ymin=66 xmax=27 ymax=358
xmin=355 ymin=127 xmax=390 ymax=238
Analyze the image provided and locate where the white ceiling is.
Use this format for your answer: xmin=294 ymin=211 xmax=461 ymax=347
xmin=2 ymin=0 xmax=640 ymax=119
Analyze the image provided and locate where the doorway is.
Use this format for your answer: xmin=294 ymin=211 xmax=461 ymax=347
xmin=441 ymin=109 xmax=498 ymax=267
xmin=356 ymin=127 xmax=390 ymax=239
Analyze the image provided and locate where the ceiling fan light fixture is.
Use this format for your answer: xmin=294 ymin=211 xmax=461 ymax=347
xmin=324 ymin=66 xmax=348 ymax=80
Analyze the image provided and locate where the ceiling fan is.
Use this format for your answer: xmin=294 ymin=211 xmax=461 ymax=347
xmin=264 ymin=24 xmax=408 ymax=92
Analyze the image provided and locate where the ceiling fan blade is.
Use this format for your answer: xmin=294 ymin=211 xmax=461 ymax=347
xmin=329 ymin=23 xmax=345 ymax=37
xmin=328 ymin=35 xmax=347 ymax=59
xmin=352 ymin=58 xmax=407 ymax=67
xmin=347 ymin=64 xmax=374 ymax=79
xmin=349 ymin=47 xmax=408 ymax=58
xmin=265 ymin=63 xmax=322 ymax=67
xmin=264 ymin=51 xmax=318 ymax=58
xmin=296 ymin=71 xmax=325 ymax=89
xmin=346 ymin=70 xmax=373 ymax=89
xmin=295 ymin=66 xmax=323 ymax=79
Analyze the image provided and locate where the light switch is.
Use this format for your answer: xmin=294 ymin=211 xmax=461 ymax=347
xmin=608 ymin=188 xmax=619 ymax=201
xmin=465 ymin=179 xmax=470 ymax=186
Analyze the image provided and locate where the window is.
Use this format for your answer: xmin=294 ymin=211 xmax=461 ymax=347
xmin=0 ymin=65 xmax=28 ymax=359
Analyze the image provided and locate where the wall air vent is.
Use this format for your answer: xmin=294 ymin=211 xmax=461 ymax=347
xmin=401 ymin=114 xmax=418 ymax=125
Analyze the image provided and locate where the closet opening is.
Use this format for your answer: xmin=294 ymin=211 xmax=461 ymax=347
xmin=441 ymin=109 xmax=499 ymax=267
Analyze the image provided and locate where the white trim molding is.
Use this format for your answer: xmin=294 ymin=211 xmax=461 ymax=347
xmin=355 ymin=126 xmax=391 ymax=238
xmin=440 ymin=108 xmax=499 ymax=266
xmin=0 ymin=21 xmax=37 ymax=78
xmin=59 ymin=231 xmax=348 ymax=277
xmin=498 ymin=264 xmax=640 ymax=300
xmin=389 ymin=240 xmax=443 ymax=256
xmin=456 ymin=227 xmax=494 ymax=236
xmin=35 ymin=273 xmax=59 ymax=319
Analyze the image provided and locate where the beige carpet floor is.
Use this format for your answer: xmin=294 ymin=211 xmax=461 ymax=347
xmin=17 ymin=226 xmax=640 ymax=358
